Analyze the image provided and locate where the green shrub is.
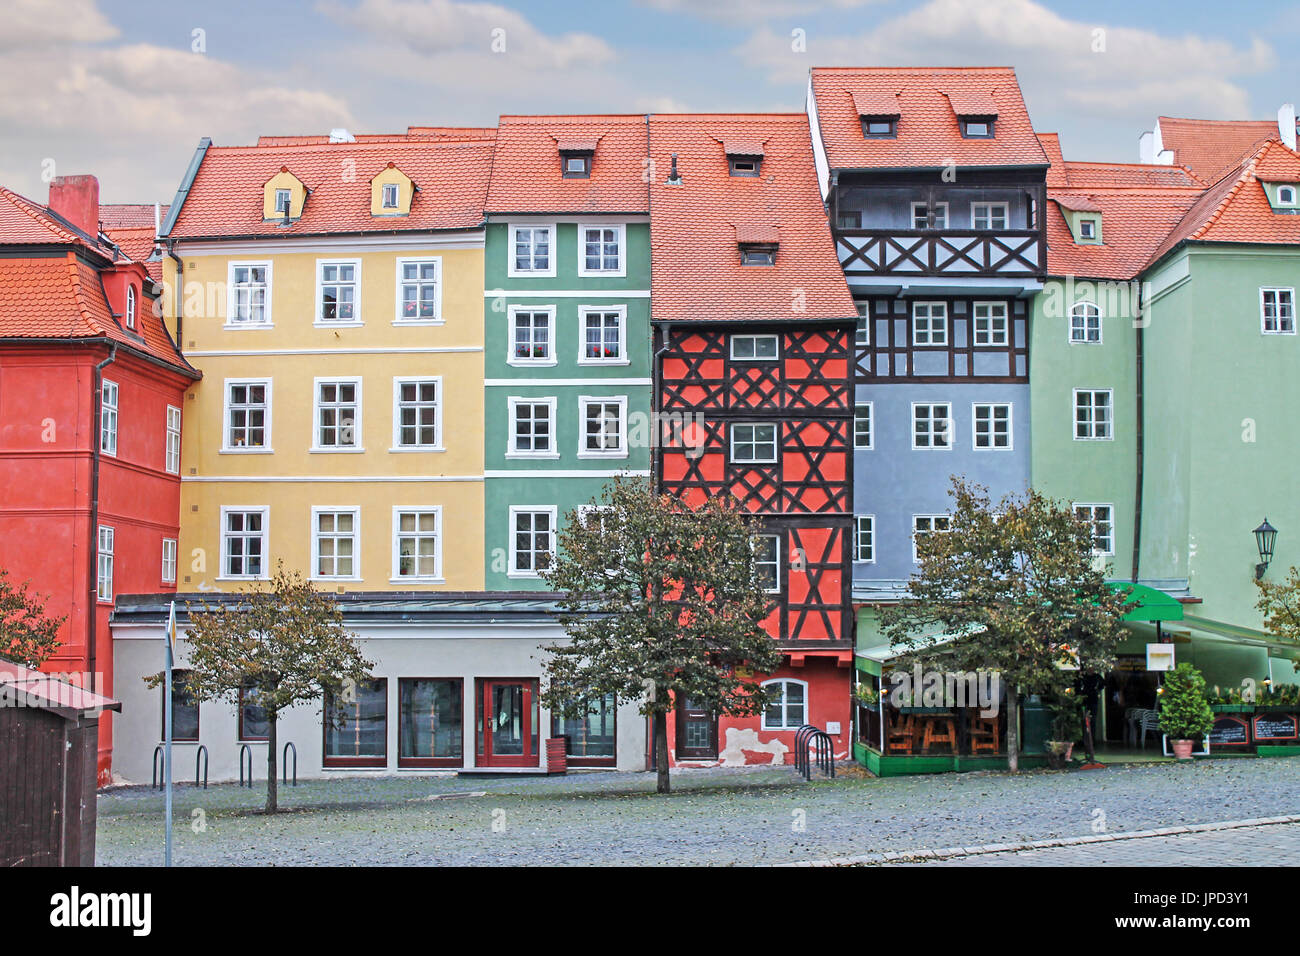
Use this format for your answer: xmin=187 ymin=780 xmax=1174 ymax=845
xmin=1159 ymin=663 xmax=1215 ymax=740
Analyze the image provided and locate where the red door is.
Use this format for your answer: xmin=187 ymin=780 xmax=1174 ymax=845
xmin=477 ymin=679 xmax=540 ymax=767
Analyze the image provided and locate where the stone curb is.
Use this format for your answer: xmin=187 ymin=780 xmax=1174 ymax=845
xmin=784 ymin=813 xmax=1300 ymax=866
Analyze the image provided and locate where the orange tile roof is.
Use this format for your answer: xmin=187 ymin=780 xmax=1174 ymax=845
xmin=99 ymin=203 xmax=166 ymax=230
xmin=0 ymin=187 xmax=82 ymax=244
xmin=810 ymin=67 xmax=1049 ymax=170
xmin=486 ymin=115 xmax=649 ymax=214
xmin=1156 ymin=116 xmax=1283 ymax=184
xmin=169 ymin=138 xmax=494 ymax=238
xmin=648 ymin=113 xmax=855 ymax=323
xmin=1037 ymin=133 xmax=1069 ymax=188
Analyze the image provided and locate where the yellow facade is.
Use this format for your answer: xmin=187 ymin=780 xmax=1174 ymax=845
xmin=168 ymin=240 xmax=486 ymax=592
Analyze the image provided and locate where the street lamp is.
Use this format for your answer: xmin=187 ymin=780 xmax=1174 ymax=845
xmin=1254 ymin=518 xmax=1278 ymax=580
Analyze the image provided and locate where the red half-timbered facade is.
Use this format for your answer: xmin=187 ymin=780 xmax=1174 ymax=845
xmin=648 ymin=113 xmax=857 ymax=766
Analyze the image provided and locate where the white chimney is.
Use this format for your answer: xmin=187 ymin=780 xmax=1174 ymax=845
xmin=1279 ymin=104 xmax=1297 ymax=151
xmin=1139 ymin=130 xmax=1155 ymax=164
xmin=329 ymin=128 xmax=355 ymax=144
xmin=1156 ymin=149 xmax=1175 ymax=165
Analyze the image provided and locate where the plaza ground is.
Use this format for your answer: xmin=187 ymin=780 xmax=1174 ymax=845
xmin=96 ymin=757 xmax=1300 ymax=866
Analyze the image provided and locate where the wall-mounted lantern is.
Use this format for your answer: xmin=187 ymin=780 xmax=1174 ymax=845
xmin=1254 ymin=518 xmax=1278 ymax=580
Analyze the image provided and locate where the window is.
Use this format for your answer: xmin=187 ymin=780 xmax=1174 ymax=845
xmin=399 ymin=678 xmax=463 ymax=767
xmin=971 ymin=202 xmax=1009 ymax=230
xmin=510 ymin=507 xmax=556 ymax=576
xmin=125 ymin=285 xmax=137 ymax=330
xmin=754 ymin=535 xmax=780 ymax=593
xmin=382 ymin=183 xmax=399 ymax=208
xmin=324 ymin=677 xmax=387 ymax=767
xmin=731 ymin=334 xmax=779 ymax=360
xmin=861 ymin=117 xmax=897 ymax=138
xmin=224 ymin=380 xmax=270 ymax=451
xmin=1261 ymin=288 xmax=1296 ymax=334
xmin=314 ymin=379 xmax=361 ymax=450
xmin=161 ymin=537 xmax=177 ymax=585
xmin=854 ymin=515 xmax=875 ymax=563
xmin=1074 ymin=389 xmax=1113 ymax=440
xmin=393 ymin=508 xmax=441 ymax=581
xmin=221 ymin=507 xmax=267 ymax=579
xmin=100 ymin=380 xmax=118 ymax=456
xmin=392 ymin=378 xmax=440 ymax=449
xmin=239 ymin=683 xmax=269 ymax=740
xmin=1079 ymin=219 xmax=1096 ymax=239
xmin=579 ymin=225 xmax=623 ymax=274
xmin=1074 ymin=503 xmax=1115 ymax=555
xmin=165 ymin=405 xmax=181 ymax=473
xmin=962 ymin=119 xmax=994 ymax=138
xmin=274 ymin=189 xmax=291 ymax=214
xmin=579 ymin=397 xmax=627 ymax=457
xmin=728 ymin=156 xmax=761 ymax=177
xmin=1070 ymin=302 xmax=1102 ymax=343
xmin=973 ymin=302 xmax=1008 ymax=346
xmin=228 ymin=263 xmax=271 ymax=325
xmin=508 ymin=398 xmax=556 ymax=456
xmin=580 ymin=308 xmax=626 ymax=363
xmin=511 ymin=225 xmax=553 ymax=275
xmin=552 ymin=692 xmax=617 ymax=764
xmin=1278 ymin=185 xmax=1297 ymax=206
xmin=912 ymin=403 xmax=952 ymax=449
xmin=911 ymin=202 xmax=949 ymax=229
xmin=912 ymin=514 xmax=951 ymax=562
xmin=837 ymin=210 xmax=862 ymax=229
xmin=397 ymin=258 xmax=440 ymax=322
xmin=509 ymin=308 xmax=554 ymax=364
xmin=855 ymin=301 xmax=870 ymax=345
xmin=761 ymin=679 xmax=807 ymax=730
xmin=313 ymin=508 xmax=359 ymax=579
xmin=973 ymin=403 xmax=1012 ymax=449
xmin=562 ymin=153 xmax=592 ymax=178
xmin=730 ymin=423 xmax=778 ymax=463
xmin=96 ymin=526 xmax=113 ymax=601
xmin=163 ymin=669 xmax=199 ymax=742
xmin=740 ymin=245 xmax=776 ymax=266
xmin=317 ymin=260 xmax=359 ymax=323
xmin=854 ymin=402 xmax=873 ymax=449
xmin=912 ymin=302 xmax=948 ymax=345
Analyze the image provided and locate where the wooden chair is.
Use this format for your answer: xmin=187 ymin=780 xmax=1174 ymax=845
xmin=968 ymin=716 xmax=1000 ymax=755
xmin=886 ymin=715 xmax=916 ymax=754
xmin=922 ymin=717 xmax=957 ymax=753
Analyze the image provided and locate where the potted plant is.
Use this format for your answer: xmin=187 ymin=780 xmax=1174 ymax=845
xmin=1159 ymin=663 xmax=1215 ymax=760
xmin=1045 ymin=692 xmax=1084 ymax=769
xmin=854 ymin=683 xmax=880 ymax=707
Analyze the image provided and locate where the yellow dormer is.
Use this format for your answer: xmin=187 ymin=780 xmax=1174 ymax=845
xmin=263 ymin=168 xmax=307 ymax=221
xmin=371 ymin=164 xmax=416 ymax=217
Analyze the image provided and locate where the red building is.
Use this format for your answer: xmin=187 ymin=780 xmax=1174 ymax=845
xmin=648 ymin=114 xmax=857 ymax=766
xmin=0 ymin=176 xmax=197 ymax=783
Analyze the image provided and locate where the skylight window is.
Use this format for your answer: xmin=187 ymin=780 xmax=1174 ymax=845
xmin=561 ymin=152 xmax=592 ymax=178
xmin=729 ymin=156 xmax=762 ymax=177
xmin=739 ymin=244 xmax=776 ymax=266
xmin=861 ymin=117 xmax=897 ymax=138
xmin=961 ymin=119 xmax=994 ymax=138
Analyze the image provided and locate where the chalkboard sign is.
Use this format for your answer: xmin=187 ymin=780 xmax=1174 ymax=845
xmin=1252 ymin=713 xmax=1299 ymax=742
xmin=1209 ymin=715 xmax=1250 ymax=747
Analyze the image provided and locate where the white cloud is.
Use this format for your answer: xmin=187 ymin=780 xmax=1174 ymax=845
xmin=0 ymin=0 xmax=117 ymax=50
xmin=640 ymin=0 xmax=879 ymax=21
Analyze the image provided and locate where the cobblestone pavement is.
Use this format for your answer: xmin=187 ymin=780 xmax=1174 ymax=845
xmin=96 ymin=757 xmax=1300 ymax=866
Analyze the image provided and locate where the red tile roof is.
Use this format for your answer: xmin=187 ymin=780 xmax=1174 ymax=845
xmin=648 ymin=113 xmax=854 ymax=323
xmin=1156 ymin=116 xmax=1283 ymax=184
xmin=810 ymin=67 xmax=1049 ymax=170
xmin=0 ymin=187 xmax=82 ymax=244
xmin=99 ymin=203 xmax=166 ymax=230
xmin=486 ymin=115 xmax=650 ymax=214
xmin=168 ymin=137 xmax=494 ymax=239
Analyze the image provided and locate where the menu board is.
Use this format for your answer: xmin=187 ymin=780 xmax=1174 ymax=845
xmin=1252 ymin=713 xmax=1300 ymax=742
xmin=1209 ymin=715 xmax=1249 ymax=747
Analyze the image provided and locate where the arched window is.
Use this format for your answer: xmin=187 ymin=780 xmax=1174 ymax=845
xmin=1069 ymin=301 xmax=1100 ymax=344
xmin=125 ymin=284 xmax=137 ymax=330
xmin=761 ymin=678 xmax=808 ymax=731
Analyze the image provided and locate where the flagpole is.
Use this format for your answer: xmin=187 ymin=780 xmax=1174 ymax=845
xmin=164 ymin=600 xmax=175 ymax=868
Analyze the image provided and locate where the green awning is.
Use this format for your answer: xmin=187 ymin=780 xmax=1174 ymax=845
xmin=1108 ymin=582 xmax=1184 ymax=622
xmin=1177 ymin=614 xmax=1300 ymax=661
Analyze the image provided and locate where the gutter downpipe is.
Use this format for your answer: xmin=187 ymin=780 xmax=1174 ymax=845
xmin=1131 ymin=287 xmax=1145 ymax=585
xmin=88 ymin=341 xmax=118 ymax=697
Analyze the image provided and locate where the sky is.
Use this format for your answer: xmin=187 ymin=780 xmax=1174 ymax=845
xmin=1 ymin=0 xmax=1297 ymax=202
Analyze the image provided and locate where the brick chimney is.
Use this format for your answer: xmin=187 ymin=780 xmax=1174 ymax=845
xmin=47 ymin=175 xmax=100 ymax=238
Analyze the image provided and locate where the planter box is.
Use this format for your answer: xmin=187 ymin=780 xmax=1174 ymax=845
xmin=1210 ymin=704 xmax=1254 ymax=713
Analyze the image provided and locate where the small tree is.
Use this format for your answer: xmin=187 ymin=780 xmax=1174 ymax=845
xmin=1255 ymin=567 xmax=1300 ymax=669
xmin=0 ymin=568 xmax=65 ymax=668
xmin=881 ymin=479 xmax=1130 ymax=771
xmin=1158 ymin=663 xmax=1214 ymax=742
xmin=147 ymin=564 xmax=373 ymax=812
xmin=540 ymin=476 xmax=782 ymax=794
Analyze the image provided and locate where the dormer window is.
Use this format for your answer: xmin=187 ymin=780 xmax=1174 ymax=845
xmin=125 ymin=284 xmax=137 ymax=330
xmin=740 ymin=244 xmax=777 ymax=266
xmin=729 ymin=156 xmax=762 ymax=177
xmin=275 ymin=189 xmax=291 ymax=214
xmin=1279 ymin=185 xmax=1297 ymax=206
xmin=1079 ymin=219 xmax=1095 ymax=239
xmin=961 ymin=118 xmax=995 ymax=138
xmin=264 ymin=169 xmax=305 ymax=222
xmin=851 ymin=92 xmax=901 ymax=140
xmin=370 ymin=163 xmax=415 ymax=217
xmin=860 ymin=117 xmax=897 ymax=139
xmin=382 ymin=183 xmax=399 ymax=208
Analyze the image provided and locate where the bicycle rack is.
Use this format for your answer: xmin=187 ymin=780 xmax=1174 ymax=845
xmin=238 ymin=744 xmax=253 ymax=788
xmin=282 ymin=741 xmax=298 ymax=787
xmin=152 ymin=745 xmax=165 ymax=790
xmin=794 ymin=724 xmax=836 ymax=781
xmin=195 ymin=745 xmax=209 ymax=789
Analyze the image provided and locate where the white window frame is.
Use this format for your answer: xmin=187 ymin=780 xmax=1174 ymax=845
xmin=760 ymin=678 xmax=808 ymax=731
xmin=577 ymin=395 xmax=629 ymax=459
xmin=912 ymin=514 xmax=951 ymax=563
xmin=508 ymin=223 xmax=557 ymax=278
xmin=972 ymin=301 xmax=1009 ymax=347
xmin=394 ymin=256 xmax=442 ymax=325
xmin=165 ymin=404 xmax=182 ymax=474
xmin=1278 ymin=185 xmax=1297 ymax=206
xmin=226 ymin=261 xmax=273 ymax=327
xmin=1069 ymin=301 xmax=1102 ymax=344
xmin=854 ymin=402 xmax=873 ymax=450
xmin=312 ymin=377 xmax=363 ymax=453
xmin=219 ymin=506 xmax=269 ymax=581
xmin=311 ymin=506 xmax=361 ymax=582
xmin=911 ymin=402 xmax=953 ymax=450
xmin=96 ymin=525 xmax=114 ymax=601
xmin=125 ymin=285 xmax=137 ymax=330
xmin=912 ymin=301 xmax=948 ymax=346
xmin=854 ymin=301 xmax=870 ymax=345
xmin=507 ymin=305 xmax=557 ymax=367
xmin=161 ymin=537 xmax=178 ymax=585
xmin=100 ymin=379 xmax=118 ymax=457
xmin=971 ymin=202 xmax=1009 ymax=230
xmin=754 ymin=534 xmax=781 ymax=594
xmin=1260 ymin=288 xmax=1296 ymax=335
xmin=577 ymin=306 xmax=629 ymax=366
xmin=730 ymin=334 xmax=780 ymax=361
xmin=854 ymin=514 xmax=875 ymax=564
xmin=506 ymin=396 xmax=559 ymax=459
xmin=1078 ymin=219 xmax=1096 ymax=239
xmin=972 ymin=402 xmax=1013 ymax=451
xmin=391 ymin=506 xmax=443 ymax=583
xmin=1073 ymin=388 xmax=1113 ymax=441
xmin=730 ymin=423 xmax=779 ymax=464
xmin=391 ymin=377 xmax=443 ymax=452
xmin=274 ymin=188 xmax=291 ymax=214
xmin=910 ymin=201 xmax=949 ymax=230
xmin=382 ymin=182 xmax=400 ymax=209
xmin=222 ymin=378 xmax=272 ymax=453
xmin=577 ymin=223 xmax=627 ymax=278
xmin=508 ymin=505 xmax=558 ymax=578
xmin=1073 ymin=502 xmax=1115 ymax=556
xmin=315 ymin=258 xmax=362 ymax=326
